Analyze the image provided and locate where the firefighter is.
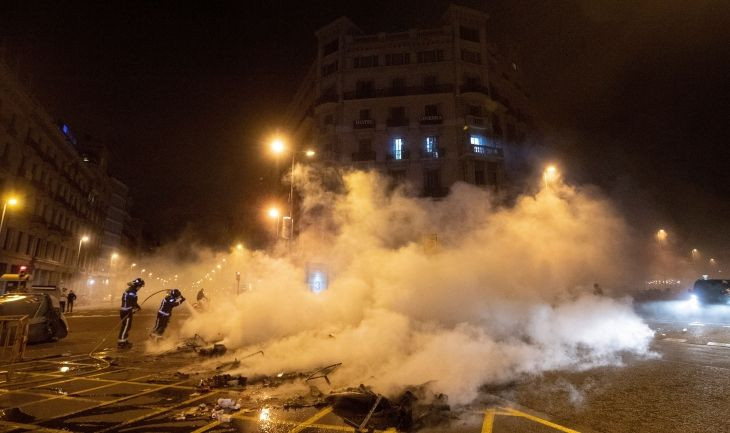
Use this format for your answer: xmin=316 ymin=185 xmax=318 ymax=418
xmin=118 ymin=278 xmax=145 ymax=349
xmin=150 ymin=288 xmax=185 ymax=338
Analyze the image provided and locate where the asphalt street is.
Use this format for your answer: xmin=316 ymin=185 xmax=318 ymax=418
xmin=0 ymin=306 xmax=728 ymax=432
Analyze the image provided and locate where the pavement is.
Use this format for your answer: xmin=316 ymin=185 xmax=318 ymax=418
xmin=0 ymin=306 xmax=728 ymax=432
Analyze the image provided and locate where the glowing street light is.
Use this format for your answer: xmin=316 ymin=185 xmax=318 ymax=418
xmin=305 ymin=149 xmax=316 ymax=158
xmin=77 ymin=235 xmax=90 ymax=268
xmin=268 ymin=206 xmax=281 ymax=239
xmin=236 ymin=243 xmax=243 ymax=251
xmin=270 ymin=138 xmax=285 ymax=155
xmin=0 ymin=196 xmax=20 ymax=242
xmin=656 ymin=229 xmax=668 ymax=243
xmin=542 ymin=164 xmax=559 ymax=188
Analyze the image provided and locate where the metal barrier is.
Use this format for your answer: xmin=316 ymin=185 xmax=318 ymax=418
xmin=0 ymin=315 xmax=29 ymax=365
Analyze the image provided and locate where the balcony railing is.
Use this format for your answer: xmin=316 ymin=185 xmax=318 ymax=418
xmin=352 ymin=150 xmax=376 ymax=162
xmin=460 ymin=84 xmax=490 ymax=95
xmin=386 ymin=118 xmax=409 ymax=128
xmin=420 ymin=148 xmax=445 ymax=159
xmin=386 ymin=149 xmax=411 ymax=161
xmin=470 ymin=145 xmax=503 ymax=157
xmin=465 ymin=115 xmax=488 ymax=129
xmin=353 ymin=119 xmax=375 ymax=129
xmin=420 ymin=115 xmax=443 ymax=125
xmin=343 ymin=84 xmax=454 ymax=100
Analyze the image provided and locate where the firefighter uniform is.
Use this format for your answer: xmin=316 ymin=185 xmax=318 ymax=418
xmin=151 ymin=289 xmax=185 ymax=337
xmin=118 ymin=278 xmax=144 ymax=348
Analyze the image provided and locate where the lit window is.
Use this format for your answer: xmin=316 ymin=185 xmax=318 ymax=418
xmin=393 ymin=138 xmax=405 ymax=160
xmin=471 ymin=135 xmax=486 ymax=153
xmin=425 ymin=136 xmax=438 ymax=153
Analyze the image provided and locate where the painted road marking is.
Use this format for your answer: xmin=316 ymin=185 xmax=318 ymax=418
xmin=501 ymin=407 xmax=580 ymax=433
xmin=290 ymin=406 xmax=335 ymax=433
xmin=96 ymin=390 xmax=222 ymax=433
xmin=707 ymin=342 xmax=730 ymax=347
xmin=662 ymin=338 xmax=687 ymax=343
xmin=481 ymin=408 xmax=496 ymax=433
xmin=0 ymin=420 xmax=70 ymax=432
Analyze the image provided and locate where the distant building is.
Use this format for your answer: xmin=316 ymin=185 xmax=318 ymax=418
xmin=0 ymin=59 xmax=137 ymax=292
xmin=287 ymin=4 xmax=535 ymax=196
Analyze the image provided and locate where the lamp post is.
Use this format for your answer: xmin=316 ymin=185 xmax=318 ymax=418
xmin=77 ymin=235 xmax=90 ymax=268
xmin=0 ymin=197 xmax=19 ymax=245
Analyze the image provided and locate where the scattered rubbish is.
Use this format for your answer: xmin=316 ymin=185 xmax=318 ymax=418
xmin=306 ymin=362 xmax=342 ymax=385
xmin=325 ymin=384 xmax=452 ymax=432
xmin=0 ymin=407 xmax=35 ymax=423
xmin=198 ymin=373 xmax=247 ymax=389
xmin=217 ymin=398 xmax=240 ymax=409
xmin=48 ymin=388 xmax=67 ymax=395
xmin=199 ymin=343 xmax=227 ymax=357
xmin=174 ymin=372 xmax=190 ymax=379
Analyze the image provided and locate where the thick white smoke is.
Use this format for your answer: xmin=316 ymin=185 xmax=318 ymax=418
xmin=174 ymin=169 xmax=653 ymax=404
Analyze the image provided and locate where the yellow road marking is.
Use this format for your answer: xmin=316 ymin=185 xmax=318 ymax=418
xmin=0 ymin=420 xmax=70 ymax=433
xmin=95 ymin=390 xmax=221 ymax=433
xmin=503 ymin=407 xmax=580 ymax=433
xmin=290 ymin=406 xmax=334 ymax=433
xmin=481 ymin=408 xmax=496 ymax=433
xmin=12 ymin=373 xmax=157 ymax=409
xmin=234 ymin=413 xmax=398 ymax=432
xmin=190 ymin=419 xmax=221 ymax=433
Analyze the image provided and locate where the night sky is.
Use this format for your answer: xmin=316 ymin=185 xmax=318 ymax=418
xmin=1 ymin=1 xmax=728 ymax=253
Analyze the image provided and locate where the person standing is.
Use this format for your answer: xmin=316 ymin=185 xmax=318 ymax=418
xmin=118 ymin=278 xmax=144 ymax=349
xmin=59 ymin=288 xmax=68 ymax=313
xmin=151 ymin=289 xmax=185 ymax=338
xmin=66 ymin=290 xmax=77 ymax=313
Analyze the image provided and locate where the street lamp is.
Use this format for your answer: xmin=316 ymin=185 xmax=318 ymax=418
xmin=77 ymin=235 xmax=90 ymax=268
xmin=0 ymin=197 xmax=20 ymax=244
xmin=267 ymin=207 xmax=281 ymax=238
xmin=542 ymin=164 xmax=559 ymax=188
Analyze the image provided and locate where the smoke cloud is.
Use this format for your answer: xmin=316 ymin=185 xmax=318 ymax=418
xmin=164 ymin=169 xmax=653 ymax=404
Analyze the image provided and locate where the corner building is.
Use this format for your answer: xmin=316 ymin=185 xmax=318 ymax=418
xmin=288 ymin=5 xmax=534 ymax=196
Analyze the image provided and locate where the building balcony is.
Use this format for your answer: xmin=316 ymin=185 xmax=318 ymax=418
xmin=465 ymin=115 xmax=489 ymax=129
xmin=386 ymin=118 xmax=409 ymax=128
xmin=468 ymin=145 xmax=503 ymax=158
xmin=353 ymin=119 xmax=375 ymax=129
xmin=420 ymin=148 xmax=446 ymax=159
xmin=352 ymin=150 xmax=376 ymax=162
xmin=386 ymin=149 xmax=411 ymax=161
xmin=460 ymin=84 xmax=490 ymax=96
xmin=420 ymin=115 xmax=443 ymax=125
xmin=315 ymin=93 xmax=338 ymax=106
xmin=343 ymin=84 xmax=455 ymax=100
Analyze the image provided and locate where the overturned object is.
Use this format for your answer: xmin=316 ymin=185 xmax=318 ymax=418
xmin=199 ymin=343 xmax=227 ymax=357
xmin=326 ymin=385 xmax=451 ymax=432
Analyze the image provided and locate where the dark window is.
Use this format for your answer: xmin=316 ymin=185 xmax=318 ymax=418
xmin=474 ymin=161 xmax=486 ymax=185
xmin=353 ymin=55 xmax=379 ymax=68
xmin=491 ymin=114 xmax=503 ymax=136
xmin=356 ymin=81 xmax=375 ymax=98
xmin=390 ymin=106 xmax=406 ymax=120
xmin=425 ymin=104 xmax=438 ymax=116
xmin=3 ymin=229 xmax=12 ymax=250
xmin=423 ymin=75 xmax=437 ymax=90
xmin=460 ymin=26 xmax=480 ymax=42
xmin=417 ymin=50 xmax=444 ymax=63
xmin=487 ymin=162 xmax=499 ymax=185
xmin=467 ymin=104 xmax=482 ymax=116
xmin=322 ymin=61 xmax=338 ymax=76
xmin=14 ymin=231 xmax=23 ymax=253
xmin=358 ymin=139 xmax=372 ymax=153
xmin=359 ymin=109 xmax=371 ymax=120
xmin=385 ymin=52 xmax=410 ymax=66
xmin=423 ymin=169 xmax=442 ymax=196
xmin=461 ymin=50 xmax=481 ymax=64
xmin=323 ymin=39 xmax=339 ymax=56
xmin=26 ymin=235 xmax=35 ymax=255
xmin=391 ymin=78 xmax=406 ymax=94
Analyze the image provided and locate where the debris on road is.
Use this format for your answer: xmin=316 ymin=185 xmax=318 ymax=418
xmin=199 ymin=343 xmax=227 ymax=357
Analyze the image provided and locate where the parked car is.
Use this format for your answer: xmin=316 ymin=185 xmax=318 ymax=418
xmin=0 ymin=292 xmax=68 ymax=342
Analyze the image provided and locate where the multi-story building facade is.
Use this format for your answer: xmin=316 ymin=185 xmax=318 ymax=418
xmin=287 ymin=5 xmax=534 ymax=196
xmin=0 ymin=59 xmax=136 ymax=290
